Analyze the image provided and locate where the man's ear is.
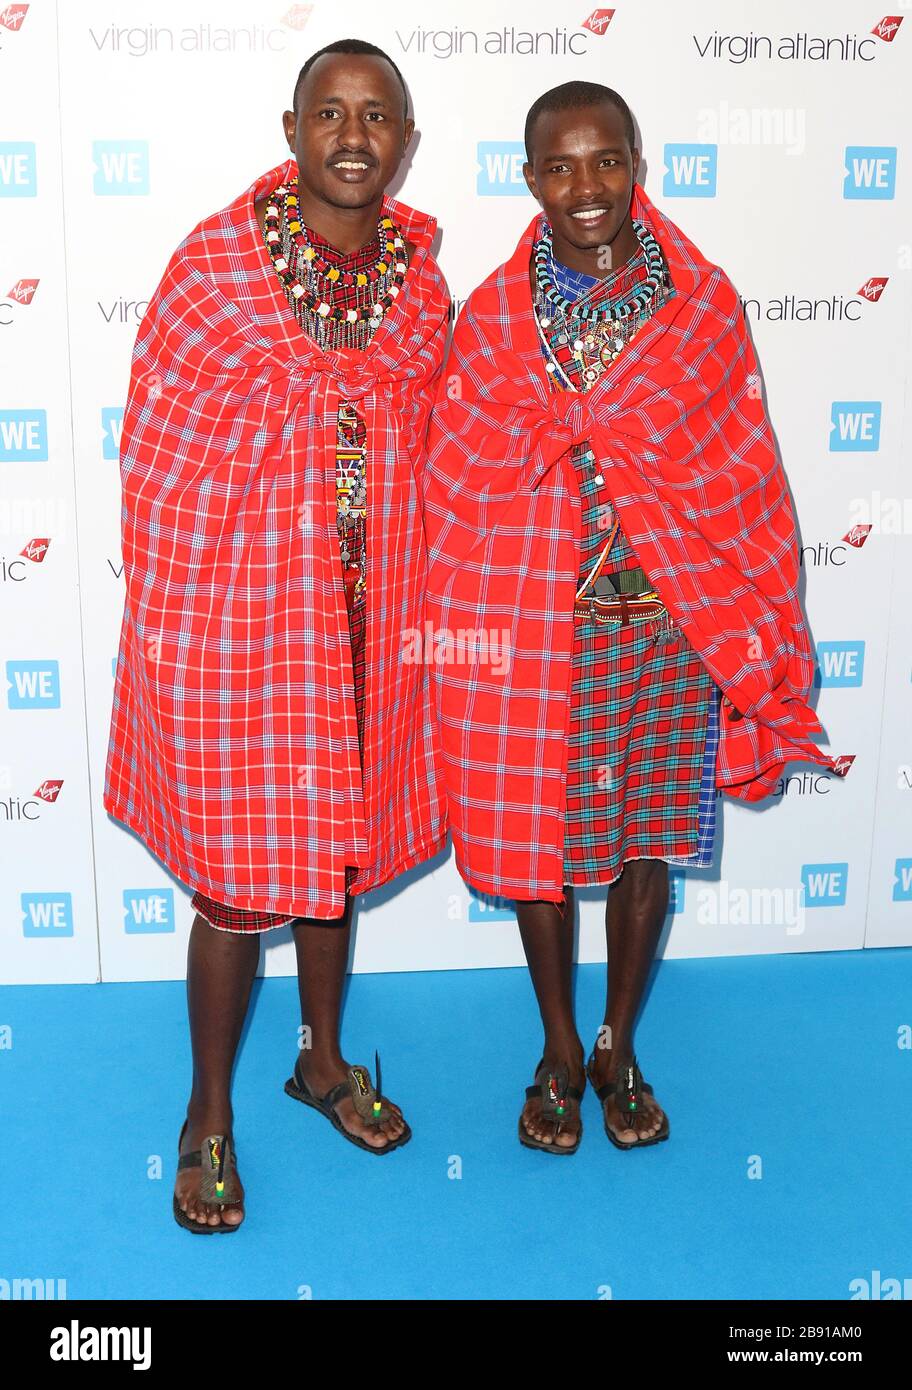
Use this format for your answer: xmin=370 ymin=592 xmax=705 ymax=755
xmin=282 ymin=109 xmax=296 ymax=152
xmin=403 ymin=117 xmax=416 ymax=153
xmin=522 ymin=162 xmax=539 ymax=201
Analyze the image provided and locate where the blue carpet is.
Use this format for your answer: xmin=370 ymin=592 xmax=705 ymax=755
xmin=1 ymin=950 xmax=909 ymax=1300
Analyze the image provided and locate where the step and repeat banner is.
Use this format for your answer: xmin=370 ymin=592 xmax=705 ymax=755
xmin=1 ymin=1 xmax=910 ymax=983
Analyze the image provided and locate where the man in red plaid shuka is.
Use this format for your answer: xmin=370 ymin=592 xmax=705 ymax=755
xmin=423 ymin=84 xmax=842 ymax=1156
xmin=103 ymin=42 xmax=449 ymax=1230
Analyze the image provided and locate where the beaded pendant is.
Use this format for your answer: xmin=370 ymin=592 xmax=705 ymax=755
xmin=534 ymin=218 xmax=672 ymax=396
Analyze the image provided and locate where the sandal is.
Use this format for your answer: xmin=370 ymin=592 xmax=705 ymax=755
xmin=284 ymin=1050 xmax=411 ymax=1155
xmin=586 ymin=1051 xmax=670 ymax=1150
xmin=518 ymin=1058 xmax=584 ymax=1155
xmin=172 ymin=1120 xmax=243 ymax=1233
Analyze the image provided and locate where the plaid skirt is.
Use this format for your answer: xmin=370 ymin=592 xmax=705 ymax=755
xmin=191 ymin=578 xmax=366 ymax=934
xmin=562 ymin=606 xmax=718 ymax=884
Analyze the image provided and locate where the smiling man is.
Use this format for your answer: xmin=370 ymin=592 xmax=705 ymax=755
xmin=424 ymin=81 xmax=840 ymax=1155
xmin=104 ymin=39 xmax=450 ymax=1230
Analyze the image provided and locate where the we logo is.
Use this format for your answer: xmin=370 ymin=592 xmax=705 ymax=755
xmin=829 ymin=401 xmax=881 ymax=452
xmin=92 ymin=139 xmax=150 ymax=195
xmin=123 ymin=888 xmax=175 ymax=934
xmin=893 ymin=860 xmax=912 ymax=903
xmin=801 ymin=863 xmax=848 ymax=908
xmin=843 ymin=146 xmax=896 ymax=199
xmin=476 ymin=142 xmax=528 ymax=197
xmin=0 ymin=408 xmax=47 ymax=460
xmin=467 ymin=889 xmax=515 ymax=922
xmin=21 ymin=892 xmax=73 ymax=938
xmin=6 ymin=659 xmax=60 ymax=708
xmin=0 ymin=142 xmax=36 ymax=196
xmin=102 ymin=406 xmax=124 ymax=460
xmin=663 ymin=144 xmax=717 ymax=197
xmin=814 ymin=641 xmax=865 ymax=688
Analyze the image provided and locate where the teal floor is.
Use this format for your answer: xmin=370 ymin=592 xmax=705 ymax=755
xmin=0 ymin=949 xmax=909 ymax=1300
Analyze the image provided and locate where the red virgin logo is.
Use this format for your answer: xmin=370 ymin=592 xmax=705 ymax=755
xmin=7 ymin=277 xmax=39 ymax=304
xmin=281 ymin=5 xmax=312 ymax=29
xmin=581 ymin=9 xmax=615 ymax=36
xmin=34 ymin=779 xmax=63 ymax=802
xmin=831 ymin=755 xmax=855 ymax=778
xmin=20 ymin=537 xmax=49 ymax=562
xmin=842 ymin=525 xmax=872 ymax=548
xmin=858 ymin=276 xmax=888 ymax=301
xmin=871 ymin=16 xmax=903 ymax=41
xmin=0 ymin=4 xmax=29 ymax=30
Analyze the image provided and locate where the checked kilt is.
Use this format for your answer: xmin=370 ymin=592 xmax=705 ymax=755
xmin=562 ymin=473 xmax=718 ymax=884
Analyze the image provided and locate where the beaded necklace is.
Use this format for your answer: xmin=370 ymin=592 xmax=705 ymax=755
xmin=533 ymin=218 xmax=670 ymax=388
xmin=262 ymin=179 xmax=408 ymax=350
xmin=533 ymin=225 xmax=674 ymax=607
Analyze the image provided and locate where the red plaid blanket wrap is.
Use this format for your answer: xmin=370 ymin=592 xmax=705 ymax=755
xmin=103 ymin=158 xmax=450 ymax=917
xmin=422 ymin=183 xmax=839 ymax=903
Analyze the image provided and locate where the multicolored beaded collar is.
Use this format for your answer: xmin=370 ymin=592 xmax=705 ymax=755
xmin=533 ymin=217 xmax=665 ymax=324
xmin=262 ymin=178 xmax=408 ymax=349
xmin=532 ymin=218 xmax=672 ymax=385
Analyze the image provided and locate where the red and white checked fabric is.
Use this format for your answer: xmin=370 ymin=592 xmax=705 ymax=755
xmin=422 ymin=182 xmax=841 ymax=905
xmin=103 ymin=157 xmax=450 ymax=918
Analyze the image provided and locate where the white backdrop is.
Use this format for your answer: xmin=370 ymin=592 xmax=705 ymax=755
xmin=1 ymin=0 xmax=910 ymax=984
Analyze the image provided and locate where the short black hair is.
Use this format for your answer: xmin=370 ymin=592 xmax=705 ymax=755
xmin=524 ymin=81 xmax=636 ymax=161
xmin=292 ymin=39 xmax=409 ymax=120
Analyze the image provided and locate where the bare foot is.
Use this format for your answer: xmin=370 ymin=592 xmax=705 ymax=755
xmin=293 ymin=1054 xmax=408 ymax=1149
xmin=520 ymin=1050 xmax=585 ymax=1149
xmin=588 ymin=1049 xmax=667 ymax=1146
xmin=174 ymin=1107 xmax=245 ymax=1229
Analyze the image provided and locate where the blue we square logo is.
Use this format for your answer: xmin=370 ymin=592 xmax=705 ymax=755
xmin=663 ymin=144 xmax=717 ymax=197
xmin=0 ymin=142 xmax=37 ymax=197
xmin=92 ymin=140 xmax=150 ymax=195
xmin=843 ymin=146 xmax=896 ymax=200
xmin=476 ymin=141 xmax=528 ymax=196
xmin=123 ymin=888 xmax=175 ymax=934
xmin=893 ymin=860 xmax=912 ymax=903
xmin=102 ymin=406 xmax=124 ymax=460
xmin=467 ymin=888 xmax=515 ymax=922
xmin=814 ymin=641 xmax=864 ymax=688
xmin=22 ymin=892 xmax=73 ymax=938
xmin=0 ymin=409 xmax=47 ymax=461
xmin=6 ymin=659 xmax=60 ymax=708
xmin=830 ymin=401 xmax=881 ymax=451
xmin=801 ymin=863 xmax=848 ymax=908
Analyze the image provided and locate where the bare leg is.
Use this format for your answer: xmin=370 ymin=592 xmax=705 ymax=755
xmin=515 ymin=890 xmax=584 ymax=1147
xmin=174 ymin=912 xmax=260 ymax=1227
xmin=589 ymin=859 xmax=668 ymax=1143
xmin=290 ymin=894 xmax=406 ymax=1148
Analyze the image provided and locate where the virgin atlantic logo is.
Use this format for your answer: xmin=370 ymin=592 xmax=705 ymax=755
xmin=35 ymin=779 xmax=63 ymax=803
xmin=581 ymin=9 xmax=615 ymax=35
xmin=21 ymin=536 xmax=50 ymax=562
xmin=7 ymin=277 xmax=38 ymax=304
xmin=280 ymin=4 xmax=312 ymax=28
xmin=871 ymin=15 xmax=903 ymax=42
xmin=858 ymin=276 xmax=888 ymax=301
xmin=0 ymin=4 xmax=29 ymax=31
